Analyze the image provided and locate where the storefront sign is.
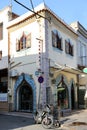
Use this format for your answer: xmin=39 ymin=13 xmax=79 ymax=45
xmin=0 ymin=93 xmax=7 ymax=101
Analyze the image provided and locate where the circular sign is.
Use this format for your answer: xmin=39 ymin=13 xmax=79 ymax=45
xmin=38 ymin=76 xmax=44 ymax=83
xmin=83 ymin=68 xmax=87 ymax=73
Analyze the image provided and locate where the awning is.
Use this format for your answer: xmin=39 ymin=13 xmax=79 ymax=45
xmin=50 ymin=66 xmax=85 ymax=75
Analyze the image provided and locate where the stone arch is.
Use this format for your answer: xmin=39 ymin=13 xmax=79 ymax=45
xmin=14 ymin=73 xmax=36 ymax=112
xmin=55 ymin=74 xmax=69 ymax=109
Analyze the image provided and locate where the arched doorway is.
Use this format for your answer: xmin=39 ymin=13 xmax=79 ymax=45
xmin=19 ymin=81 xmax=33 ymax=112
xmin=71 ymin=83 xmax=75 ymax=109
xmin=14 ymin=74 xmax=36 ymax=112
xmin=57 ymin=76 xmax=69 ymax=109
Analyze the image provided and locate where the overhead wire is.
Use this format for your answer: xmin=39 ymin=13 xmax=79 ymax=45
xmin=14 ymin=0 xmax=51 ymax=23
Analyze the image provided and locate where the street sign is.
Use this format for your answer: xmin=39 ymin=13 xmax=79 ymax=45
xmin=83 ymin=68 xmax=87 ymax=73
xmin=38 ymin=76 xmax=44 ymax=83
xmin=35 ymin=71 xmax=39 ymax=76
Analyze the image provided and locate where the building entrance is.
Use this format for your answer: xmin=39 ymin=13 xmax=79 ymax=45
xmin=19 ymin=82 xmax=33 ymax=112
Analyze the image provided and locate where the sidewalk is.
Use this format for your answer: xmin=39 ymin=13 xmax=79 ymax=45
xmin=60 ymin=109 xmax=87 ymax=130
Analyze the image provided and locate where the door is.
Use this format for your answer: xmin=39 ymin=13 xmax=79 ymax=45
xmin=19 ymin=82 xmax=33 ymax=112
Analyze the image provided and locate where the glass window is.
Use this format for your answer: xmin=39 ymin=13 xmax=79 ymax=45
xmin=16 ymin=32 xmax=31 ymax=51
xmin=65 ymin=39 xmax=74 ymax=56
xmin=52 ymin=30 xmax=62 ymax=50
xmin=0 ymin=82 xmax=8 ymax=93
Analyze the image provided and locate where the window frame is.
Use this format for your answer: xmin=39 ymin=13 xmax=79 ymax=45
xmin=16 ymin=32 xmax=31 ymax=52
xmin=65 ymin=39 xmax=74 ymax=56
xmin=52 ymin=30 xmax=63 ymax=50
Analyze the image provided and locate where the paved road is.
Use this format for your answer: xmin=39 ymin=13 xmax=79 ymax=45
xmin=0 ymin=114 xmax=34 ymax=130
xmin=0 ymin=109 xmax=87 ymax=130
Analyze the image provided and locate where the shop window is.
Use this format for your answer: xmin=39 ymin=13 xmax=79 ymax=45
xmin=16 ymin=32 xmax=31 ymax=51
xmin=65 ymin=39 xmax=74 ymax=56
xmin=0 ymin=22 xmax=3 ymax=40
xmin=52 ymin=30 xmax=62 ymax=50
xmin=0 ymin=82 xmax=8 ymax=93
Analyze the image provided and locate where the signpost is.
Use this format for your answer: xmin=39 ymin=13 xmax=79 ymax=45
xmin=38 ymin=76 xmax=44 ymax=109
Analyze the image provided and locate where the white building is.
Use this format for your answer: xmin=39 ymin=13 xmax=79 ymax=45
xmin=7 ymin=3 xmax=83 ymax=114
xmin=0 ymin=6 xmax=18 ymax=111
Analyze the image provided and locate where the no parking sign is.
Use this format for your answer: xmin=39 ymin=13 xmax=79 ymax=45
xmin=38 ymin=76 xmax=44 ymax=83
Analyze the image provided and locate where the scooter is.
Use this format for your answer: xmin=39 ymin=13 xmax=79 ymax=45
xmin=41 ymin=106 xmax=61 ymax=129
xmin=33 ymin=104 xmax=51 ymax=124
xmin=34 ymin=104 xmax=61 ymax=129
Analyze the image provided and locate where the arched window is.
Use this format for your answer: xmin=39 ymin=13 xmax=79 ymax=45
xmin=16 ymin=32 xmax=31 ymax=51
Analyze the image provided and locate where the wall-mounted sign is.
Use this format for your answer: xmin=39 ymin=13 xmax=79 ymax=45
xmin=35 ymin=71 xmax=39 ymax=76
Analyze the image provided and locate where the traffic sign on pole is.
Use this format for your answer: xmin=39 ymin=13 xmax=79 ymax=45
xmin=38 ymin=76 xmax=44 ymax=83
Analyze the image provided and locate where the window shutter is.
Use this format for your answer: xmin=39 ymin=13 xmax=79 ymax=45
xmin=26 ymin=33 xmax=31 ymax=48
xmin=65 ymin=40 xmax=69 ymax=54
xmin=16 ymin=39 xmax=20 ymax=51
xmin=0 ymin=51 xmax=2 ymax=60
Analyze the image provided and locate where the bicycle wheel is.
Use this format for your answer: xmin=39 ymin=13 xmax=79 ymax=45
xmin=42 ymin=116 xmax=53 ymax=129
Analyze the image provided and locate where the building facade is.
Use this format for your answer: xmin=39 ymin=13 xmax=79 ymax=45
xmin=0 ymin=6 xmax=18 ymax=111
xmin=7 ymin=3 xmax=83 ymax=114
xmin=70 ymin=22 xmax=87 ymax=108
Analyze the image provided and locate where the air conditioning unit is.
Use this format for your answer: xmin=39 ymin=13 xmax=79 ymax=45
xmin=10 ymin=70 xmax=18 ymax=77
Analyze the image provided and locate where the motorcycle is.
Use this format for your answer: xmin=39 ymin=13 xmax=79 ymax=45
xmin=41 ymin=105 xmax=61 ymax=129
xmin=33 ymin=104 xmax=51 ymax=124
xmin=34 ymin=105 xmax=61 ymax=129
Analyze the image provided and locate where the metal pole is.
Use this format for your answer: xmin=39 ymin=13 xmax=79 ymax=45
xmin=38 ymin=83 xmax=41 ymax=110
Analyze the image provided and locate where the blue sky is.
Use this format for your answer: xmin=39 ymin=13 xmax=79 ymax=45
xmin=1 ymin=0 xmax=87 ymax=29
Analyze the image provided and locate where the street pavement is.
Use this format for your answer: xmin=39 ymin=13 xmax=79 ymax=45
xmin=0 ymin=109 xmax=87 ymax=130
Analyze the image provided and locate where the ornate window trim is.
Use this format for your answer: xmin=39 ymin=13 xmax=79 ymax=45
xmin=16 ymin=32 xmax=31 ymax=51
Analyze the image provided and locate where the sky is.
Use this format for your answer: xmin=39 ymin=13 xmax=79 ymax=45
xmin=0 ymin=0 xmax=87 ymax=29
